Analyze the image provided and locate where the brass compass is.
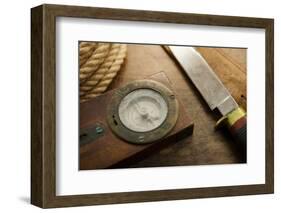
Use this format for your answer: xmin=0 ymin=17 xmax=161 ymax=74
xmin=107 ymin=80 xmax=179 ymax=144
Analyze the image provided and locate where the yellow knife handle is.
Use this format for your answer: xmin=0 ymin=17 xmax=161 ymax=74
xmin=216 ymin=107 xmax=246 ymax=155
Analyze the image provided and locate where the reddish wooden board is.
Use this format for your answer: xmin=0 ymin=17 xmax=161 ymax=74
xmin=80 ymin=72 xmax=194 ymax=170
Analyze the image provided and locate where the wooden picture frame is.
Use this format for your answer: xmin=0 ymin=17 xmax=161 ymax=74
xmin=31 ymin=4 xmax=274 ymax=208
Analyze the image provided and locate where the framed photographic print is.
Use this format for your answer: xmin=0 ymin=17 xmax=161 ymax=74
xmin=31 ymin=4 xmax=274 ymax=208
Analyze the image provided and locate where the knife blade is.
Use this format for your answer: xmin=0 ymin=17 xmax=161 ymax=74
xmin=167 ymin=46 xmax=246 ymax=154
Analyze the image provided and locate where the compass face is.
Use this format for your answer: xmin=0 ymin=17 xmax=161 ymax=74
xmin=118 ymin=89 xmax=168 ymax=132
xmin=107 ymin=80 xmax=179 ymax=144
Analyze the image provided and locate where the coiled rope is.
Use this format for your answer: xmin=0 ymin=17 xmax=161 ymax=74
xmin=79 ymin=42 xmax=127 ymax=102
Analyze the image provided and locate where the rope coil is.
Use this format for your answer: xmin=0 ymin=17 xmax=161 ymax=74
xmin=79 ymin=42 xmax=127 ymax=102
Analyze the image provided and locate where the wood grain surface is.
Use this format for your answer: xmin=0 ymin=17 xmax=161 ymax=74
xmin=106 ymin=44 xmax=247 ymax=168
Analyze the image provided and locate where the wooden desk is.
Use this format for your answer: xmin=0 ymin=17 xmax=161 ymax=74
xmin=100 ymin=44 xmax=247 ymax=168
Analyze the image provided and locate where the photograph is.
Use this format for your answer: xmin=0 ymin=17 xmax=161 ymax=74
xmin=30 ymin=4 xmax=274 ymax=208
xmin=78 ymin=42 xmax=247 ymax=170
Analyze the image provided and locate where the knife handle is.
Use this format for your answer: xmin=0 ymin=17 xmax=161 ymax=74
xmin=228 ymin=114 xmax=246 ymax=155
xmin=216 ymin=107 xmax=246 ymax=155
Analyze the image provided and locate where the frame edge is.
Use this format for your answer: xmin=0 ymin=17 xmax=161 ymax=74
xmin=31 ymin=5 xmax=44 ymax=208
xmin=265 ymin=18 xmax=274 ymax=194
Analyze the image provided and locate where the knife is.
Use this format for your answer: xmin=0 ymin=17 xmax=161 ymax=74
xmin=166 ymin=46 xmax=246 ymax=154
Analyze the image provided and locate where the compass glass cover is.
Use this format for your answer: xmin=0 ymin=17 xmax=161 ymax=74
xmin=118 ymin=88 xmax=168 ymax=132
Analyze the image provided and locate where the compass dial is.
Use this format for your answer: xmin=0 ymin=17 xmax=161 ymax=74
xmin=118 ymin=89 xmax=168 ymax=132
xmin=107 ymin=80 xmax=179 ymax=144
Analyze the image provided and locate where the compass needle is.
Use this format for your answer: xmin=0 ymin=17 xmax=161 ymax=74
xmin=118 ymin=89 xmax=168 ymax=132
